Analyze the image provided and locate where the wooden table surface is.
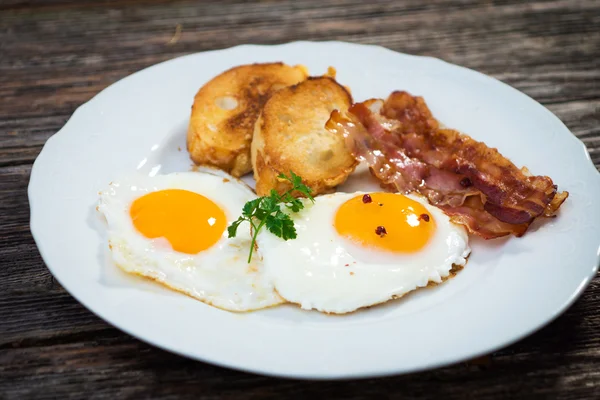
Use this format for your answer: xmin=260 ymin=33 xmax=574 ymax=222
xmin=1 ymin=0 xmax=599 ymax=398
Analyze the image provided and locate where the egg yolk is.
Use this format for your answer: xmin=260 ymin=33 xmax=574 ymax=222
xmin=334 ymin=193 xmax=435 ymax=253
xmin=130 ymin=189 xmax=226 ymax=254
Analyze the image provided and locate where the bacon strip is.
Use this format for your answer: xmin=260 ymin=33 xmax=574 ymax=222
xmin=326 ymin=91 xmax=568 ymax=239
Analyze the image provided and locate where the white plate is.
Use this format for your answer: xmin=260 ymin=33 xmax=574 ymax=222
xmin=29 ymin=41 xmax=600 ymax=379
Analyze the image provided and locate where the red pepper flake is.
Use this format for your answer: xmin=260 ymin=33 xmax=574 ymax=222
xmin=378 ymin=203 xmax=383 ymax=207
xmin=344 ymin=263 xmax=349 ymax=267
xmin=362 ymin=194 xmax=372 ymax=204
xmin=419 ymin=213 xmax=430 ymax=222
xmin=375 ymin=226 xmax=387 ymax=237
xmin=460 ymin=177 xmax=472 ymax=187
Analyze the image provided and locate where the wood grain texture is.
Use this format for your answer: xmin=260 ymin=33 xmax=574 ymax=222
xmin=0 ymin=0 xmax=598 ymax=398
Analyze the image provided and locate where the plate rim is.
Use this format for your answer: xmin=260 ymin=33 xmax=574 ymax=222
xmin=28 ymin=40 xmax=600 ymax=380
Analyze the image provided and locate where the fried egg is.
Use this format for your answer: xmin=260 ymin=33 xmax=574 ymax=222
xmin=257 ymin=192 xmax=470 ymax=314
xmin=97 ymin=171 xmax=284 ymax=312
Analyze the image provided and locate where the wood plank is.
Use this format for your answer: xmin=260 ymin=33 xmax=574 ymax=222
xmin=0 ymin=1 xmax=598 ymax=90
xmin=0 ymin=166 xmax=33 ymax=246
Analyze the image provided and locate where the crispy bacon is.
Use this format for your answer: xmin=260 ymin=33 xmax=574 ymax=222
xmin=326 ymin=91 xmax=568 ymax=239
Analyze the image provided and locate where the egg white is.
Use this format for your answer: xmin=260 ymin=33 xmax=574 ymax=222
xmin=97 ymin=171 xmax=285 ymax=312
xmin=257 ymin=192 xmax=471 ymax=314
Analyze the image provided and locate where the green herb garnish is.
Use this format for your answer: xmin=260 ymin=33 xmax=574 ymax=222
xmin=227 ymin=171 xmax=315 ymax=263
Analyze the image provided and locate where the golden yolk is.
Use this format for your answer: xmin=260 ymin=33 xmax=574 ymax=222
xmin=334 ymin=193 xmax=435 ymax=253
xmin=130 ymin=189 xmax=226 ymax=254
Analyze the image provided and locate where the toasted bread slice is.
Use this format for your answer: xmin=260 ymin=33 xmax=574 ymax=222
xmin=187 ymin=63 xmax=308 ymax=177
xmin=251 ymin=76 xmax=358 ymax=196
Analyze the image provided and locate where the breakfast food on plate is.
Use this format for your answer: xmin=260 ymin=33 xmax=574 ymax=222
xmin=187 ymin=63 xmax=309 ymax=177
xmin=98 ymin=63 xmax=570 ymax=315
xmin=326 ymin=91 xmax=568 ymax=239
xmin=251 ymin=76 xmax=358 ymax=196
xmin=97 ymin=171 xmax=284 ymax=311
xmin=256 ymin=191 xmax=470 ymax=314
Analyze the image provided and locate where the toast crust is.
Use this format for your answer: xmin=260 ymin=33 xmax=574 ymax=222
xmin=252 ymin=77 xmax=358 ymax=196
xmin=187 ymin=63 xmax=308 ymax=177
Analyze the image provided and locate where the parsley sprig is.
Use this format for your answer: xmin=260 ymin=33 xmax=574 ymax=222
xmin=227 ymin=171 xmax=315 ymax=263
